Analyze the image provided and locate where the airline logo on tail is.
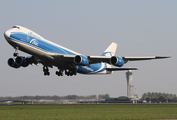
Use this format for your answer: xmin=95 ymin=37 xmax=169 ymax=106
xmin=102 ymin=52 xmax=113 ymax=57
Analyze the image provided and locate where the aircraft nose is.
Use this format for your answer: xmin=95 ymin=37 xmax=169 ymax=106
xmin=4 ymin=30 xmax=10 ymax=39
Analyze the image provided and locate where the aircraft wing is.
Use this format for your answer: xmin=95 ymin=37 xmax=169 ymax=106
xmin=122 ymin=56 xmax=171 ymax=63
xmin=52 ymin=54 xmax=77 ymax=63
xmin=51 ymin=54 xmax=171 ymax=65
xmin=87 ymin=56 xmax=110 ymax=63
xmin=105 ymin=68 xmax=138 ymax=71
xmin=86 ymin=56 xmax=171 ymax=64
xmin=51 ymin=54 xmax=111 ymax=64
xmin=87 ymin=56 xmax=171 ymax=64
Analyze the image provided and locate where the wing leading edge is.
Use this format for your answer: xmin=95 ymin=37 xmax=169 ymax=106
xmin=122 ymin=56 xmax=171 ymax=63
xmin=51 ymin=54 xmax=171 ymax=65
xmin=106 ymin=68 xmax=138 ymax=71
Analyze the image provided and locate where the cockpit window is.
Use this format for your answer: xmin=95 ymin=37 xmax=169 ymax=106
xmin=12 ymin=26 xmax=20 ymax=29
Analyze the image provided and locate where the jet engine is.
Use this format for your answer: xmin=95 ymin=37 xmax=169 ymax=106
xmin=110 ymin=56 xmax=124 ymax=67
xmin=8 ymin=58 xmax=20 ymax=68
xmin=74 ymin=55 xmax=89 ymax=66
xmin=16 ymin=56 xmax=29 ymax=67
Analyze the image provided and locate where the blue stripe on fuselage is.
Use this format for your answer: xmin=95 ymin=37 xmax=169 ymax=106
xmin=10 ymin=32 xmax=76 ymax=55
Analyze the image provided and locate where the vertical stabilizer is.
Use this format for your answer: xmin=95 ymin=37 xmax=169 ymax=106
xmin=101 ymin=42 xmax=118 ymax=57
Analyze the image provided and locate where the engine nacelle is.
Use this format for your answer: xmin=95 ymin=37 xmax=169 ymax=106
xmin=110 ymin=56 xmax=124 ymax=67
xmin=74 ymin=55 xmax=89 ymax=66
xmin=8 ymin=58 xmax=20 ymax=68
xmin=16 ymin=56 xmax=29 ymax=67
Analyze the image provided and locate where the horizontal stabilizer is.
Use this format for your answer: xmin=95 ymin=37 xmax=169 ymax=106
xmin=105 ymin=68 xmax=138 ymax=71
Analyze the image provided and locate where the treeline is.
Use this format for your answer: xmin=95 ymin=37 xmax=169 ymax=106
xmin=98 ymin=94 xmax=110 ymax=99
xmin=142 ymin=92 xmax=177 ymax=103
xmin=0 ymin=94 xmax=110 ymax=101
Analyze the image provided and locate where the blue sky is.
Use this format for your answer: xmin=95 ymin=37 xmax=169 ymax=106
xmin=0 ymin=0 xmax=175 ymax=97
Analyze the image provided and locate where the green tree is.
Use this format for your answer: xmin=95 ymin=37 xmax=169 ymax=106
xmin=158 ymin=96 xmax=167 ymax=102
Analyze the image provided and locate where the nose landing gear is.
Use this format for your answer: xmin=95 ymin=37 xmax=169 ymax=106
xmin=13 ymin=47 xmax=19 ymax=57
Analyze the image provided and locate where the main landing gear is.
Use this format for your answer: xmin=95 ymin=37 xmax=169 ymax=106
xmin=56 ymin=69 xmax=63 ymax=76
xmin=43 ymin=68 xmax=77 ymax=76
xmin=65 ymin=69 xmax=77 ymax=76
xmin=43 ymin=66 xmax=50 ymax=76
xmin=55 ymin=68 xmax=77 ymax=76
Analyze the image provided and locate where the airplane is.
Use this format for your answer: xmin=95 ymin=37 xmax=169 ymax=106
xmin=0 ymin=100 xmax=32 ymax=104
xmin=4 ymin=25 xmax=170 ymax=76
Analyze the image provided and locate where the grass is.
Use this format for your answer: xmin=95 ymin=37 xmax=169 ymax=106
xmin=0 ymin=104 xmax=177 ymax=120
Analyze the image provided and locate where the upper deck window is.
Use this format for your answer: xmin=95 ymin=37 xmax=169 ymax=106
xmin=12 ymin=26 xmax=20 ymax=29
